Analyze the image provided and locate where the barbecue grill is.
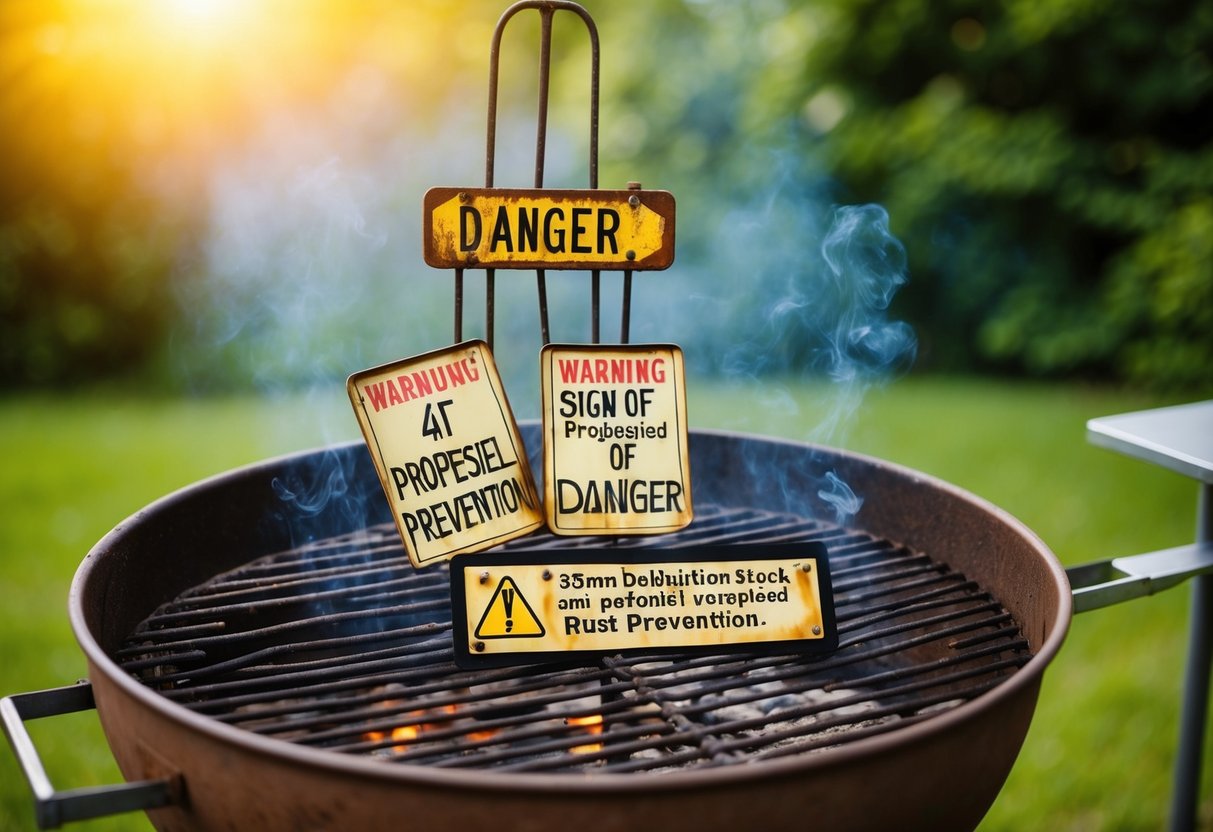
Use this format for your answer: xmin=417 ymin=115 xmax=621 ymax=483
xmin=6 ymin=426 xmax=1070 ymax=831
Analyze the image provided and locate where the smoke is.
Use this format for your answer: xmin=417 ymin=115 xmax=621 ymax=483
xmin=165 ymin=54 xmax=916 ymax=532
xmin=617 ymin=154 xmax=918 ymax=526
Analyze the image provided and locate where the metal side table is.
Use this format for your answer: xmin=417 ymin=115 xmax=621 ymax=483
xmin=1088 ymin=400 xmax=1213 ymax=832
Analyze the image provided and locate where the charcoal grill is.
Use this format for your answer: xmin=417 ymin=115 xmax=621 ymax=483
xmin=3 ymin=426 xmax=1072 ymax=831
xmin=116 ymin=500 xmax=1030 ymax=775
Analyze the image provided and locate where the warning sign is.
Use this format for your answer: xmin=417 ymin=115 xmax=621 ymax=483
xmin=423 ymin=187 xmax=676 ymax=271
xmin=347 ymin=340 xmax=544 ymax=568
xmin=540 ymin=344 xmax=692 ymax=535
xmin=473 ymin=577 xmax=546 ymax=639
xmin=450 ymin=543 xmax=836 ymax=668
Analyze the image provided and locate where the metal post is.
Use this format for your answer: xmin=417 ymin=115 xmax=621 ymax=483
xmin=481 ymin=1 xmax=601 ymax=349
xmin=533 ymin=7 xmax=554 ymax=344
xmin=1170 ymin=482 xmax=1213 ymax=832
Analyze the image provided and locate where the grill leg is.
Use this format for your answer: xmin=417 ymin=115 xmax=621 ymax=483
xmin=1170 ymin=482 xmax=1213 ymax=832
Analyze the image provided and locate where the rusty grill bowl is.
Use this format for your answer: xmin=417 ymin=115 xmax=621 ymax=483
xmin=69 ymin=427 xmax=1070 ymax=831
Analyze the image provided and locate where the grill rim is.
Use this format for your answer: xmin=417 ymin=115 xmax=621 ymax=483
xmin=68 ymin=430 xmax=1070 ymax=797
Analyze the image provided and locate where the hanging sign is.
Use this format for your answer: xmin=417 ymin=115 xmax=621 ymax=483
xmin=347 ymin=340 xmax=544 ymax=568
xmin=540 ymin=343 xmax=692 ymax=535
xmin=450 ymin=543 xmax=837 ymax=668
xmin=423 ymin=187 xmax=676 ymax=271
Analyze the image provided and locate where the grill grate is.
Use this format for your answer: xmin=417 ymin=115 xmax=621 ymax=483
xmin=117 ymin=504 xmax=1031 ymax=774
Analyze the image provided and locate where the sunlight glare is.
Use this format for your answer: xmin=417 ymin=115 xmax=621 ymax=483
xmin=160 ymin=0 xmax=246 ymax=27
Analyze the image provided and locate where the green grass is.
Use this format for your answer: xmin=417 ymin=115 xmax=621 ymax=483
xmin=1 ymin=378 xmax=1209 ymax=830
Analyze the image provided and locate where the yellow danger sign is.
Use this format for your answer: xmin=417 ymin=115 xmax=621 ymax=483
xmin=473 ymin=577 xmax=545 ymax=639
xmin=423 ymin=187 xmax=676 ymax=271
xmin=450 ymin=544 xmax=837 ymax=669
xmin=541 ymin=343 xmax=692 ymax=535
xmin=347 ymin=340 xmax=544 ymax=568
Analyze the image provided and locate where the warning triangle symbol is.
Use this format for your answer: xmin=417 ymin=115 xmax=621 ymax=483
xmin=474 ymin=576 xmax=546 ymax=639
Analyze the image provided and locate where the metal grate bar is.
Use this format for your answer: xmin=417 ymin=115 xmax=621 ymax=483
xmin=119 ymin=504 xmax=1033 ymax=775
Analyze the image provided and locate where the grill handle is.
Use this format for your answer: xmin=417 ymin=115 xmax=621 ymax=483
xmin=1068 ymin=542 xmax=1213 ymax=613
xmin=0 ymin=682 xmax=176 ymax=829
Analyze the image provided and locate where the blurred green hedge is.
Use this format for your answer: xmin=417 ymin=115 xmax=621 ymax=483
xmin=599 ymin=0 xmax=1211 ymax=390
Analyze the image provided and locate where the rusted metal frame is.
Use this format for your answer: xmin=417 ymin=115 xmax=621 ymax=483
xmin=835 ymin=579 xmax=980 ymax=618
xmin=605 ymin=517 xmax=822 ymax=549
xmin=140 ymin=626 xmax=449 ymax=686
xmin=424 ymin=707 xmax=680 ymax=770
xmin=834 ymin=557 xmax=940 ymax=584
xmin=674 ymin=660 xmax=1025 ymax=765
xmin=832 ymin=559 xmax=947 ymax=593
xmin=343 ymin=688 xmax=641 ymax=761
xmin=0 ymin=684 xmax=175 ymax=828
xmin=621 ymin=515 xmax=834 ymax=549
xmin=153 ymin=639 xmax=455 ymax=705
xmin=836 ymin=589 xmax=995 ymax=634
xmin=190 ymin=597 xmax=1016 ymax=728
xmin=193 ymin=531 xmax=402 ymax=584
xmin=821 ymin=639 xmax=1031 ymax=693
xmin=169 ymin=561 xmax=419 ymax=607
xmin=483 ymin=1 xmax=601 ymax=347
xmin=627 ymin=619 xmax=1025 ymax=717
xmin=287 ymin=671 xmax=624 ymax=746
xmin=679 ymin=658 xmax=1025 ymax=749
xmin=155 ymin=630 xmax=452 ymax=691
xmin=605 ymin=659 xmax=749 ymax=768
xmin=571 ymin=664 xmax=1016 ymax=775
xmin=834 ymin=568 xmax=964 ymax=606
xmin=748 ymin=683 xmax=1006 ymax=763
xmin=628 ymin=607 xmax=1021 ymax=708
xmin=218 ymin=663 xmax=537 ymax=728
xmin=116 ymin=499 xmax=1031 ymax=773
xmin=839 ymin=610 xmax=1014 ymax=653
xmin=177 ymin=544 xmax=412 ymax=597
xmin=484 ymin=720 xmax=680 ymax=772
xmin=120 ymin=584 xmax=451 ymax=640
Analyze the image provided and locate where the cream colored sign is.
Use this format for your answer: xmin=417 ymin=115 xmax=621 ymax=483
xmin=347 ymin=341 xmax=543 ymax=568
xmin=450 ymin=544 xmax=836 ymax=668
xmin=541 ymin=344 xmax=692 ymax=535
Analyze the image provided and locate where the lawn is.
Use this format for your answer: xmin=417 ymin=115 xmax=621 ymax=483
xmin=0 ymin=377 xmax=1208 ymax=830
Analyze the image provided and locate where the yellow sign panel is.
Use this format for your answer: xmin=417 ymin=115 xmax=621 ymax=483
xmin=347 ymin=340 xmax=544 ymax=568
xmin=423 ymin=187 xmax=676 ymax=270
xmin=541 ymin=343 xmax=692 ymax=535
xmin=451 ymin=544 xmax=837 ymax=668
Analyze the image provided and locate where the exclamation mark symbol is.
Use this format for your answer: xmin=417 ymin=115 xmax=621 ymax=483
xmin=503 ymin=588 xmax=515 ymax=633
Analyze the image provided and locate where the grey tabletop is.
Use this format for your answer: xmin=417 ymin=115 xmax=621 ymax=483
xmin=1087 ymin=400 xmax=1213 ymax=484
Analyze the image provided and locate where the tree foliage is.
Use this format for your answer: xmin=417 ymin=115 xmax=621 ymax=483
xmin=585 ymin=0 xmax=1212 ymax=389
xmin=1 ymin=0 xmax=1209 ymax=390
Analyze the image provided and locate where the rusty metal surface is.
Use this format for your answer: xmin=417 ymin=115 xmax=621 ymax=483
xmin=68 ymin=427 xmax=1070 ymax=831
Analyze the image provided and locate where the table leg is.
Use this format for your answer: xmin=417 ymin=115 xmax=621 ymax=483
xmin=1170 ymin=483 xmax=1213 ymax=832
